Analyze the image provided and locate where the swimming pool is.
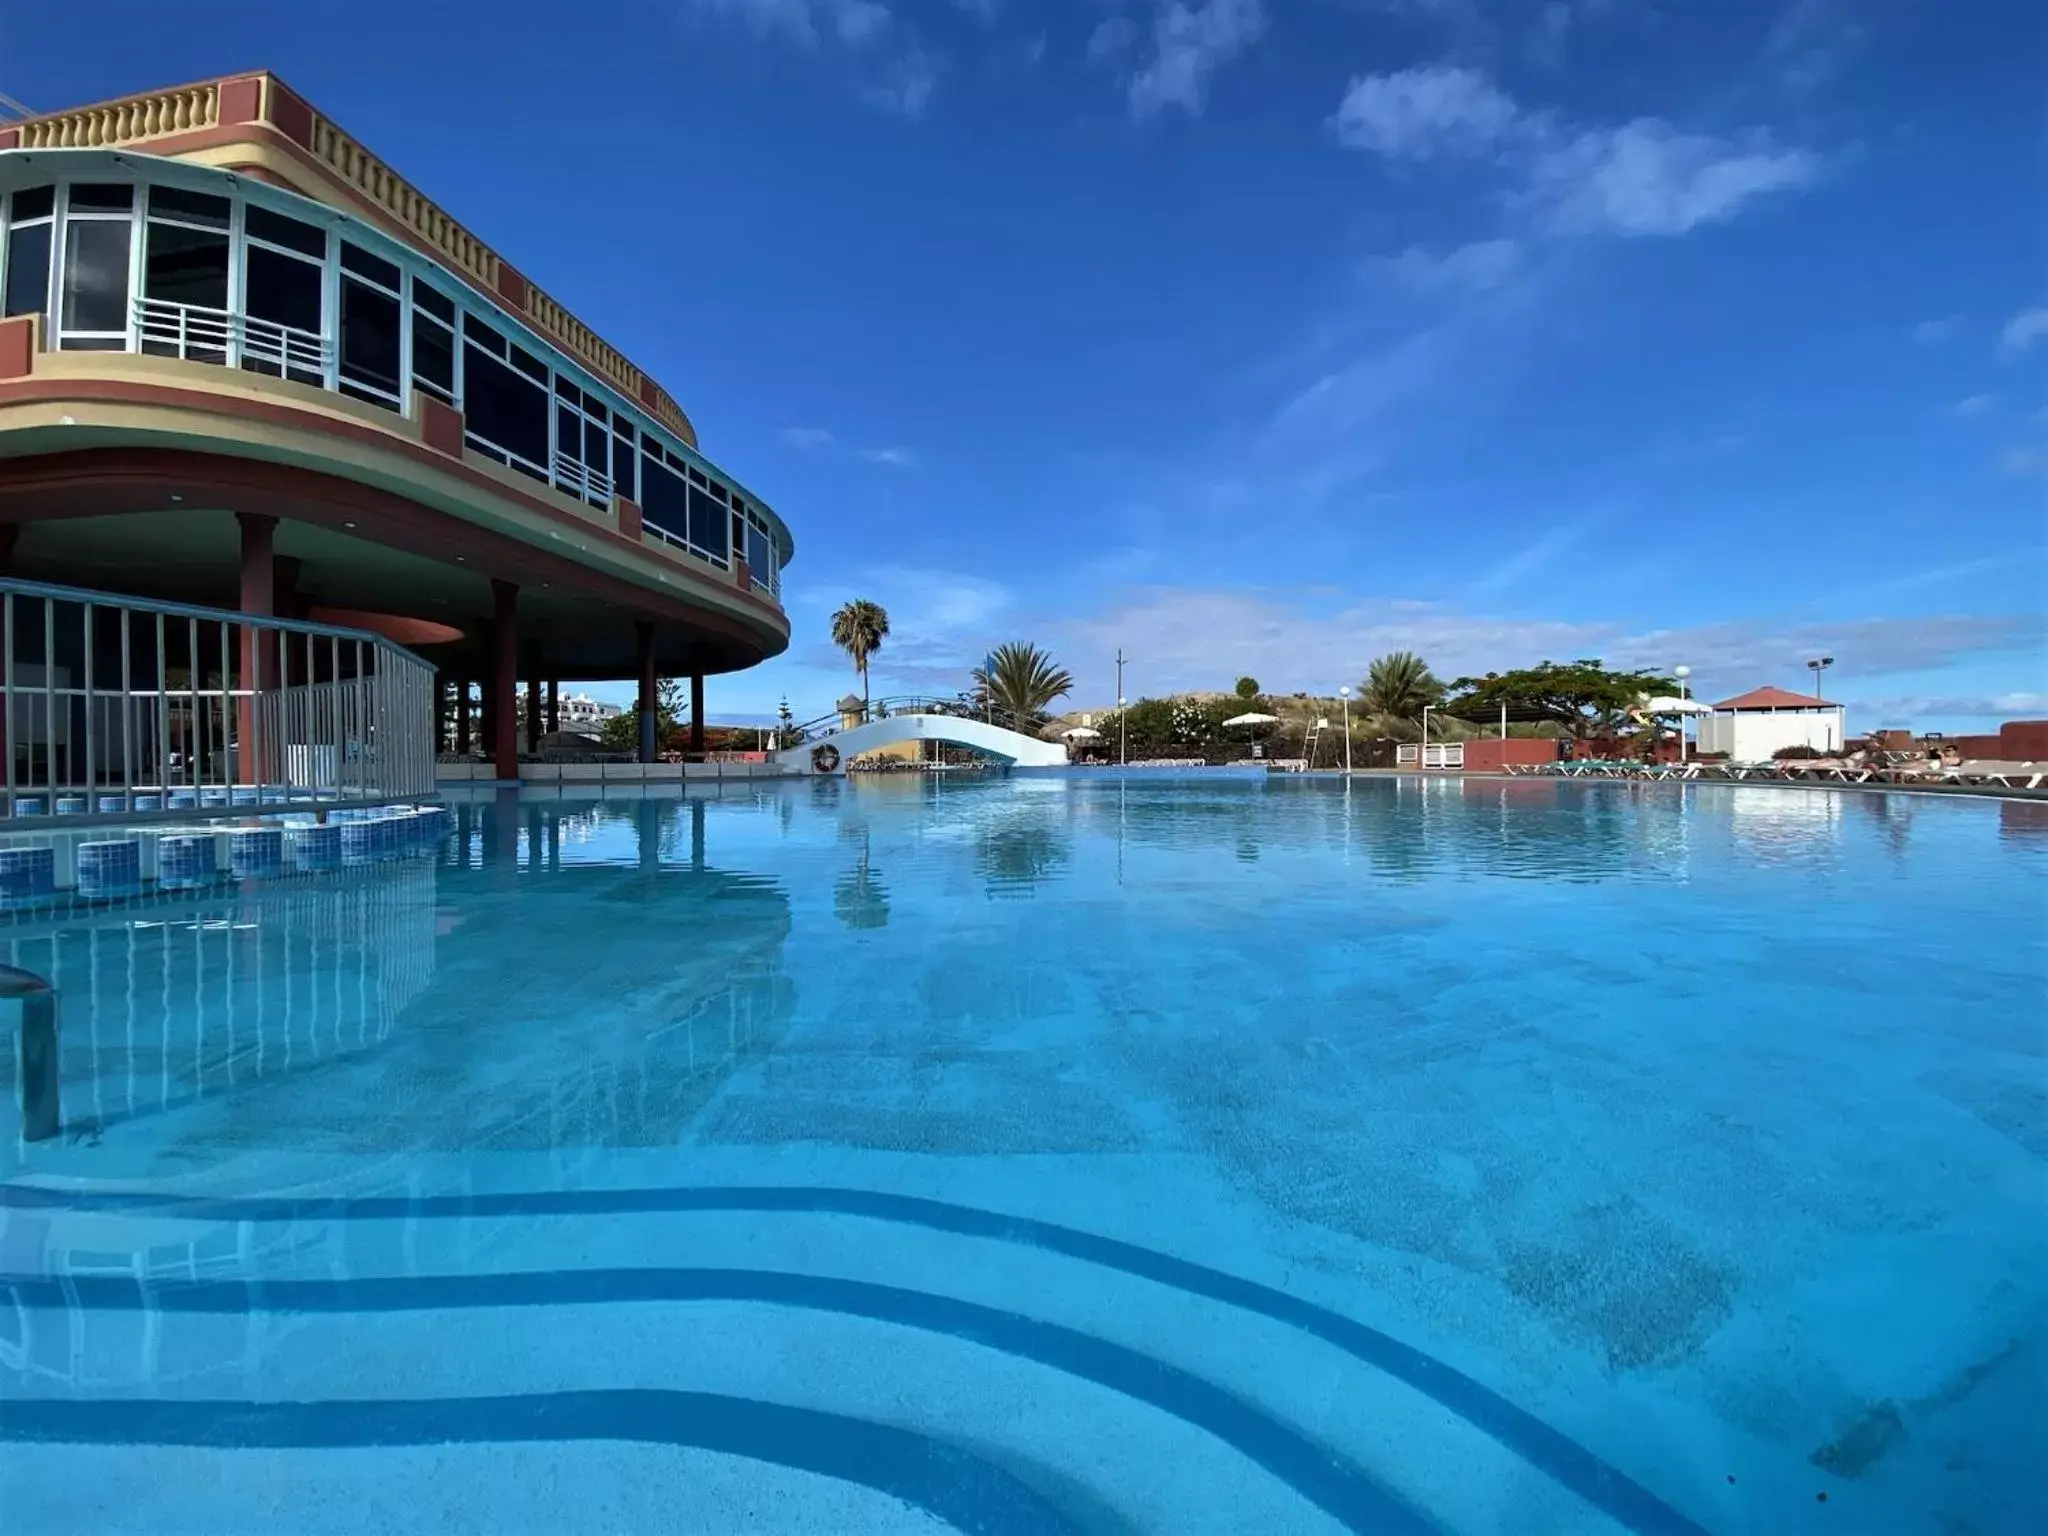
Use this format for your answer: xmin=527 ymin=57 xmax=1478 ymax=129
xmin=2 ymin=775 xmax=2042 ymax=1533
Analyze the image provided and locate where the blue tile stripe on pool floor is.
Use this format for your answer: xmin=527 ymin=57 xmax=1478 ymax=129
xmin=1 ymin=1266 xmax=1429 ymax=1536
xmin=0 ymin=1180 xmax=1708 ymax=1535
xmin=0 ymin=1390 xmax=1083 ymax=1536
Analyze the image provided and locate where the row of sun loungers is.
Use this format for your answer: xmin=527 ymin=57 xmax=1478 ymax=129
xmin=1504 ymin=760 xmax=2047 ymax=790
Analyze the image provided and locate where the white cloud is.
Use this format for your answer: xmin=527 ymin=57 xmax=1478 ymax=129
xmin=1913 ymin=316 xmax=1962 ymax=346
xmin=780 ymin=426 xmax=836 ymax=449
xmin=1951 ymin=393 xmax=1995 ymax=418
xmin=1129 ymin=0 xmax=1266 ymax=117
xmin=861 ymin=53 xmax=938 ymax=117
xmin=1857 ymin=691 xmax=2047 ymax=723
xmin=1998 ymin=305 xmax=2048 ymax=358
xmin=1999 ymin=445 xmax=2047 ymax=477
xmin=1051 ymin=587 xmax=2040 ymax=703
xmin=1530 ymin=119 xmax=1818 ymax=236
xmin=1330 ymin=64 xmax=1518 ymax=159
xmin=1379 ymin=237 xmax=1523 ymax=292
xmin=860 ymin=445 xmax=918 ymax=467
xmin=1086 ymin=16 xmax=1138 ymax=65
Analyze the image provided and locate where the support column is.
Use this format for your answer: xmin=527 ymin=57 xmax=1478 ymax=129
xmin=0 ymin=522 xmax=20 ymax=574
xmin=456 ymin=678 xmax=472 ymax=756
xmin=491 ymin=580 xmax=519 ymax=781
xmin=546 ymin=679 xmax=560 ymax=735
xmin=689 ymin=673 xmax=705 ymax=757
xmin=524 ymin=647 xmax=542 ymax=756
xmin=635 ymin=621 xmax=657 ymax=764
xmin=236 ymin=513 xmax=277 ymax=786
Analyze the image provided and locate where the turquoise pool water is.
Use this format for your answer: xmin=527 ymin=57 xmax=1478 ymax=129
xmin=1 ymin=775 xmax=2042 ymax=1534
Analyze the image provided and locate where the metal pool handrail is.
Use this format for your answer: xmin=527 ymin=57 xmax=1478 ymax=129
xmin=2 ymin=961 xmax=59 ymax=1142
xmin=2 ymin=575 xmax=439 ymax=825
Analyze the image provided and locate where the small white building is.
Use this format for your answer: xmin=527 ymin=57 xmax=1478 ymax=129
xmin=1696 ymin=686 xmax=1846 ymax=762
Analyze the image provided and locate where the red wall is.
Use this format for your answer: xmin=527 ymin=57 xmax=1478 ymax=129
xmin=1462 ymin=738 xmax=1561 ymax=772
xmin=2000 ymin=720 xmax=2048 ymax=759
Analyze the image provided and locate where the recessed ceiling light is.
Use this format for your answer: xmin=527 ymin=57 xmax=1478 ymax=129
xmin=168 ymin=494 xmax=183 ymax=504
xmin=343 ymin=520 xmax=356 ymax=529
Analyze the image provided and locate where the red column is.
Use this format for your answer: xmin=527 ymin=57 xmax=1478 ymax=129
xmin=236 ymin=513 xmax=277 ymax=785
xmin=689 ymin=673 xmax=705 ymax=757
xmin=491 ymin=580 xmax=518 ymax=780
xmin=546 ymin=679 xmax=559 ymax=735
xmin=0 ymin=526 xmax=15 ymax=787
xmin=635 ymin=621 xmax=656 ymax=764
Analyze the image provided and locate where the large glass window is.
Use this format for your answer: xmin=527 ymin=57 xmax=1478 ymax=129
xmin=57 ymin=206 xmax=132 ymax=348
xmin=338 ymin=242 xmax=401 ymax=407
xmin=2 ymin=188 xmax=53 ymax=319
xmin=686 ymin=484 xmax=729 ymax=560
xmin=242 ymin=213 xmax=325 ymax=385
xmin=746 ymin=516 xmax=772 ymax=582
xmin=639 ymin=451 xmax=691 ymax=543
xmin=142 ymin=186 xmax=232 ymax=365
xmin=463 ymin=315 xmax=548 ymax=479
xmin=411 ymin=281 xmax=456 ymax=402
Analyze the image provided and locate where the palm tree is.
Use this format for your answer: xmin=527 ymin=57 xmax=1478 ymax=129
xmin=830 ymin=600 xmax=890 ymax=708
xmin=973 ymin=642 xmax=1074 ymax=724
xmin=1359 ymin=651 xmax=1444 ymax=723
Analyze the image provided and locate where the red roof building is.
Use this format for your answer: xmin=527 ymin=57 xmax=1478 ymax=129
xmin=1714 ymin=685 xmax=1840 ymax=710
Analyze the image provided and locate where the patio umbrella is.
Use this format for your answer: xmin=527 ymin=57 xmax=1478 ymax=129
xmin=1640 ymin=696 xmax=1713 ymax=715
xmin=1062 ymin=725 xmax=1101 ymax=739
xmin=1222 ymin=712 xmax=1280 ymax=729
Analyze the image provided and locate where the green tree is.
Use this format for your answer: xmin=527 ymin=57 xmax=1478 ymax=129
xmin=1234 ymin=676 xmax=1261 ymax=701
xmin=830 ymin=600 xmax=891 ymax=707
xmin=1359 ymin=651 xmax=1444 ymax=723
xmin=973 ymin=642 xmax=1075 ymax=724
xmin=1446 ymin=659 xmax=1676 ymax=740
xmin=600 ymin=679 xmax=685 ymax=754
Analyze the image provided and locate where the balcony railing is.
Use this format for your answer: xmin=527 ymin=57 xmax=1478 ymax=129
xmin=133 ymin=295 xmax=330 ymax=380
xmin=2 ymin=577 xmax=436 ymax=824
xmin=550 ymin=451 xmax=612 ymax=508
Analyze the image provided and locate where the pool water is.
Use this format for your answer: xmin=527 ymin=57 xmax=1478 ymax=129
xmin=2 ymin=775 xmax=2043 ymax=1534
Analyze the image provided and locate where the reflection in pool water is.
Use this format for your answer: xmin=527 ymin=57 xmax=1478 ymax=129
xmin=1 ymin=776 xmax=2042 ymax=1535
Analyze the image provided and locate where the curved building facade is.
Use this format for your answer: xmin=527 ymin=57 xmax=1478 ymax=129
xmin=0 ymin=73 xmax=792 ymax=773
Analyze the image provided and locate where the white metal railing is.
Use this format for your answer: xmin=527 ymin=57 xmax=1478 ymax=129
xmin=551 ymin=451 xmax=612 ymax=506
xmin=133 ymin=295 xmax=330 ymax=378
xmin=1396 ymin=742 xmax=1465 ymax=769
xmin=1 ymin=577 xmax=436 ymax=824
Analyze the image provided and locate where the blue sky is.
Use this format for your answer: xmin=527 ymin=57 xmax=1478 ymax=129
xmin=4 ymin=0 xmax=2042 ymax=728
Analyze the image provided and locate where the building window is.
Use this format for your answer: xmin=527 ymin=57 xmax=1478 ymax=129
xmin=140 ymin=188 xmax=232 ymax=363
xmin=612 ymin=418 xmax=637 ymax=504
xmin=2 ymin=187 xmax=54 ymax=319
xmin=462 ymin=314 xmax=548 ymax=480
xmin=639 ymin=451 xmax=691 ymax=545
xmin=552 ymin=375 xmax=611 ymax=505
xmin=241 ymin=206 xmax=326 ymax=385
xmin=411 ymin=281 xmax=456 ymax=402
xmin=56 ymin=187 xmax=133 ymax=350
xmin=338 ymin=241 xmax=402 ymax=408
xmin=687 ymin=484 xmax=729 ymax=560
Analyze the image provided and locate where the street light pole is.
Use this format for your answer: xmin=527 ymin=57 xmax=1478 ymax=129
xmin=1115 ymin=648 xmax=1127 ymax=768
xmin=1338 ymin=685 xmax=1352 ymax=774
xmin=1806 ymin=655 xmax=1833 ymax=700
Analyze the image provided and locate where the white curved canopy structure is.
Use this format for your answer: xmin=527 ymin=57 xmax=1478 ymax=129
xmin=779 ymin=714 xmax=1068 ymax=773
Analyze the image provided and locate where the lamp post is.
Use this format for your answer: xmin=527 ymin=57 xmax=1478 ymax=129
xmin=1421 ymin=703 xmax=1431 ymax=769
xmin=1115 ymin=647 xmax=1127 ymax=768
xmin=1674 ymin=664 xmax=1691 ymax=764
xmin=1806 ymin=655 xmax=1833 ymax=700
xmin=1337 ymin=685 xmax=1353 ymax=774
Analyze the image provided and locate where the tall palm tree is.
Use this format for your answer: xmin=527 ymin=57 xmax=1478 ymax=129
xmin=1359 ymin=651 xmax=1444 ymax=723
xmin=973 ymin=642 xmax=1074 ymax=724
xmin=830 ymin=600 xmax=890 ymax=708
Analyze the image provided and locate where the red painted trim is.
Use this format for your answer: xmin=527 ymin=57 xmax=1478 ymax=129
xmin=0 ymin=373 xmax=779 ymax=629
xmin=0 ymin=317 xmax=33 ymax=381
xmin=218 ymin=75 xmax=264 ymax=127
xmin=263 ymin=78 xmax=315 ymax=146
xmin=0 ymin=127 xmax=18 ymax=152
xmin=416 ymin=393 xmax=464 ymax=457
xmin=495 ymin=264 xmax=529 ymax=310
xmin=615 ymin=497 xmax=642 ymax=539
